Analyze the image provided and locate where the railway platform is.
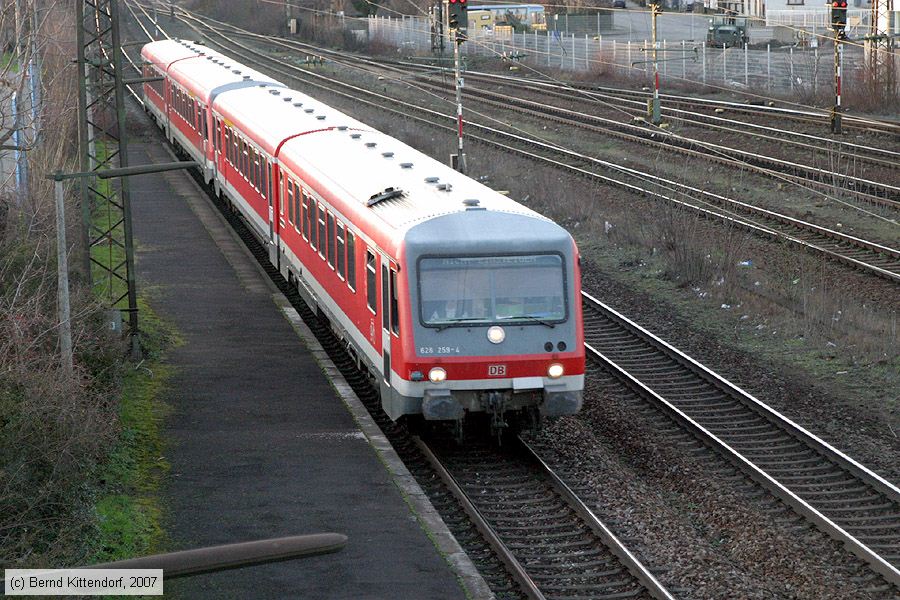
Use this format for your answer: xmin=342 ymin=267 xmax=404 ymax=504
xmin=126 ymin=124 xmax=482 ymax=598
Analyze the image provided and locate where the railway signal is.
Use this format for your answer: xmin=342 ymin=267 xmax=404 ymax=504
xmin=447 ymin=0 xmax=467 ymax=34
xmin=648 ymin=0 xmax=662 ymax=125
xmin=831 ymin=0 xmax=848 ymax=36
xmin=445 ymin=0 xmax=468 ymax=173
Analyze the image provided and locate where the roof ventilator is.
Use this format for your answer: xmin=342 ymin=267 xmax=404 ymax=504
xmin=243 ymin=75 xmax=251 ymax=81
xmin=269 ymin=89 xmax=280 ymax=95
xmin=381 ymin=152 xmax=394 ymax=158
xmin=304 ymin=108 xmax=314 ymax=113
xmin=293 ymin=102 xmax=303 ymax=107
xmin=463 ymin=199 xmax=485 ymax=211
xmin=425 ymin=176 xmax=439 ymax=184
xmin=337 ymin=126 xmax=348 ymax=131
xmin=367 ymin=187 xmax=404 ymax=207
xmin=350 ymin=133 xmax=361 ymax=139
xmin=316 ymin=115 xmax=326 ymax=120
xmin=283 ymin=97 xmax=293 ymax=102
xmin=437 ymin=183 xmax=452 ymax=192
xmin=400 ymin=162 xmax=413 ymax=169
xmin=365 ymin=142 xmax=377 ymax=148
xmin=232 ymin=69 xmax=241 ymax=74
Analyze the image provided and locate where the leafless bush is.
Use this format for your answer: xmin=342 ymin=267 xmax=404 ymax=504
xmin=0 ymin=1 xmax=126 ymax=567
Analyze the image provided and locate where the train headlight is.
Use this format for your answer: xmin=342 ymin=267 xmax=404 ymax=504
xmin=548 ymin=363 xmax=564 ymax=379
xmin=428 ymin=367 xmax=447 ymax=383
xmin=487 ymin=326 xmax=505 ymax=344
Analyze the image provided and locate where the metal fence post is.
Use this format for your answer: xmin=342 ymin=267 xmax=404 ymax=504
xmin=547 ymin=32 xmax=551 ymax=66
xmin=744 ymin=42 xmax=748 ymax=86
xmin=814 ymin=45 xmax=819 ymax=96
xmin=663 ymin=39 xmax=667 ymax=76
xmin=767 ymin=44 xmax=771 ymax=92
xmin=723 ymin=43 xmax=727 ymax=83
xmin=702 ymin=42 xmax=706 ymax=83
xmin=571 ymin=33 xmax=576 ymax=70
xmin=585 ymin=34 xmax=589 ymax=70
xmin=682 ymin=39 xmax=686 ymax=79
xmin=790 ymin=46 xmax=794 ymax=92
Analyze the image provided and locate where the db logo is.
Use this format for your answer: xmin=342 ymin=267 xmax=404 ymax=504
xmin=488 ymin=364 xmax=507 ymax=377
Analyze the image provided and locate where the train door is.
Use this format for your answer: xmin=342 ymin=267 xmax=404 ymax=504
xmin=381 ymin=256 xmax=391 ymax=388
xmin=268 ymin=165 xmax=277 ymax=265
xmin=212 ymin=115 xmax=220 ymax=184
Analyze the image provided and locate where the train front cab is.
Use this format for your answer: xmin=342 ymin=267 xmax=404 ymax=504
xmin=384 ymin=208 xmax=585 ymax=428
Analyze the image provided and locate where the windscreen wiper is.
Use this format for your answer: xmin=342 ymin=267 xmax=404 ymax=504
xmin=434 ymin=317 xmax=487 ymax=331
xmin=499 ymin=314 xmax=556 ymax=328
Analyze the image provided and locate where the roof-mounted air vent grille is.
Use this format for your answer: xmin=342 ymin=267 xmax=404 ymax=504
xmin=283 ymin=97 xmax=292 ymax=102
xmin=337 ymin=126 xmax=348 ymax=131
xmin=316 ymin=115 xmax=326 ymax=120
xmin=464 ymin=199 xmax=485 ymax=210
xmin=381 ymin=152 xmax=394 ymax=158
xmin=367 ymin=187 xmax=404 ymax=207
xmin=437 ymin=183 xmax=452 ymax=192
xmin=304 ymin=108 xmax=314 ymax=113
xmin=365 ymin=142 xmax=377 ymax=148
xmin=242 ymin=75 xmax=251 ymax=80
xmin=232 ymin=69 xmax=241 ymax=74
xmin=293 ymin=102 xmax=303 ymax=107
xmin=350 ymin=133 xmax=361 ymax=139
xmin=425 ymin=176 xmax=439 ymax=184
xmin=269 ymin=89 xmax=280 ymax=95
xmin=400 ymin=162 xmax=413 ymax=169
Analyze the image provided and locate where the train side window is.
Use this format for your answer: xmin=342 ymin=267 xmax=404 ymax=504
xmin=346 ymin=232 xmax=356 ymax=291
xmin=366 ymin=250 xmax=377 ymax=312
xmin=326 ymin=213 xmax=335 ymax=269
xmin=309 ymin=201 xmax=317 ymax=250
xmin=301 ymin=193 xmax=309 ymax=240
xmin=242 ymin=141 xmax=248 ymax=178
xmin=336 ymin=223 xmax=345 ymax=279
xmin=317 ymin=205 xmax=326 ymax=260
xmin=286 ymin=180 xmax=293 ymax=224
xmin=260 ymin=158 xmax=267 ymax=199
xmin=213 ymin=117 xmax=218 ymax=151
xmin=390 ymin=268 xmax=399 ymax=336
xmin=381 ymin=264 xmax=389 ymax=331
xmin=250 ymin=149 xmax=257 ymax=188
xmin=232 ymin=133 xmax=239 ymax=167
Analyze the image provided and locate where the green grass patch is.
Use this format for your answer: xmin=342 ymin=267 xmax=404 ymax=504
xmin=90 ymin=140 xmax=130 ymax=309
xmin=90 ymin=299 xmax=181 ymax=563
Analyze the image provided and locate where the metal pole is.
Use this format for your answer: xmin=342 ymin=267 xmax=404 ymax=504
xmin=723 ymin=43 xmax=727 ymax=83
xmin=55 ymin=178 xmax=73 ymax=373
xmin=790 ymin=46 xmax=794 ymax=91
xmin=744 ymin=41 xmax=748 ymax=86
xmin=454 ymin=33 xmax=466 ymax=174
xmin=153 ymin=0 xmax=159 ymax=39
xmin=832 ymin=32 xmax=843 ymax=133
xmin=650 ymin=4 xmax=661 ymax=124
xmin=702 ymin=42 xmax=706 ymax=83
xmin=110 ymin=0 xmax=141 ymax=359
xmin=767 ymin=43 xmax=771 ymax=92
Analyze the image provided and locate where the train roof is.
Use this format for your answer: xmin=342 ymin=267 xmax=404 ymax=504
xmin=146 ymin=41 xmax=561 ymax=250
xmin=142 ymin=40 xmax=283 ymax=103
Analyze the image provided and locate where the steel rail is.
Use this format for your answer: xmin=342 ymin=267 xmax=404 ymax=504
xmin=580 ymin=290 xmax=900 ymax=585
xmin=518 ymin=438 xmax=676 ymax=600
xmin=412 ymin=437 xmax=547 ymax=600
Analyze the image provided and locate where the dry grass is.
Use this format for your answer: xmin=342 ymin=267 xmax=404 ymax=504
xmin=0 ymin=1 xmax=129 ymax=568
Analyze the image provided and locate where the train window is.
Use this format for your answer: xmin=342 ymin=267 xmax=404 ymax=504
xmin=336 ymin=223 xmax=345 ymax=279
xmin=366 ymin=250 xmax=376 ymax=312
xmin=309 ymin=201 xmax=317 ymax=250
xmin=250 ymin=149 xmax=257 ymax=188
xmin=286 ymin=180 xmax=294 ymax=224
xmin=241 ymin=141 xmax=248 ymax=178
xmin=390 ymin=269 xmax=399 ymax=336
xmin=317 ymin=205 xmax=326 ymax=260
xmin=326 ymin=214 xmax=335 ymax=269
xmin=301 ymin=193 xmax=309 ymax=240
xmin=232 ymin=132 xmax=238 ymax=166
xmin=381 ymin=264 xmax=389 ymax=331
xmin=261 ymin=160 xmax=267 ymax=200
xmin=346 ymin=232 xmax=356 ymax=291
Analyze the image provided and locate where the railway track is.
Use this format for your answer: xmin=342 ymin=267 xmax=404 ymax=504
xmin=416 ymin=434 xmax=673 ymax=599
xmin=136 ymin=9 xmax=900 ymax=285
xmin=219 ymin=28 xmax=900 ymax=180
xmin=231 ymin=28 xmax=900 ymax=210
xmin=580 ymin=291 xmax=900 ymax=585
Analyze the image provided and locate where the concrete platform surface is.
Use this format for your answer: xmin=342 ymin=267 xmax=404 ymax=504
xmin=128 ymin=126 xmax=472 ymax=599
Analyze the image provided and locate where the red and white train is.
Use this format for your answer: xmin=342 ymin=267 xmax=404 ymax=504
xmin=141 ymin=39 xmax=584 ymax=432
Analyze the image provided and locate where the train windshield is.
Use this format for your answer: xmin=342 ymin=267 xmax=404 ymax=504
xmin=419 ymin=254 xmax=566 ymax=328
